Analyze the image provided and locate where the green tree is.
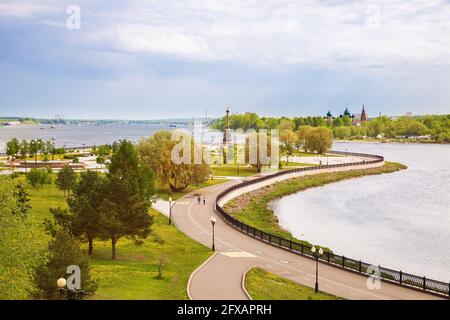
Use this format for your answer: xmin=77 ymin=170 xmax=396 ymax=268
xmin=13 ymin=184 xmax=31 ymax=217
xmin=297 ymin=126 xmax=313 ymax=151
xmin=190 ymin=164 xmax=211 ymax=186
xmin=56 ymin=165 xmax=77 ymax=196
xmin=334 ymin=127 xmax=351 ymax=140
xmin=26 ymin=168 xmax=52 ymax=188
xmin=101 ymin=140 xmax=155 ymax=259
xmin=32 ymin=229 xmax=97 ymax=299
xmin=305 ymin=127 xmax=333 ymax=154
xmin=62 ymin=171 xmax=105 ymax=255
xmin=100 ymin=176 xmax=153 ymax=259
xmin=0 ymin=177 xmax=39 ymax=299
xmin=19 ymin=139 xmax=29 ymax=159
xmin=29 ymin=139 xmax=40 ymax=164
xmin=6 ymin=138 xmax=20 ymax=159
xmin=139 ymin=131 xmax=195 ymax=192
xmin=280 ymin=129 xmax=297 ymax=165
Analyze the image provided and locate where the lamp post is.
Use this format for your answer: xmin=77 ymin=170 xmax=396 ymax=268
xmin=56 ymin=278 xmax=84 ymax=300
xmin=51 ymin=137 xmax=55 ymax=161
xmin=311 ymin=246 xmax=324 ymax=293
xmin=168 ymin=196 xmax=173 ymax=225
xmin=210 ymin=216 xmax=216 ymax=251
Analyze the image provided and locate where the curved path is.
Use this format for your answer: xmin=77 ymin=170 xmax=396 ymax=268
xmin=171 ymin=157 xmax=442 ymax=300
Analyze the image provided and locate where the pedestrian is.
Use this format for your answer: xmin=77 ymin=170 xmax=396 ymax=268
xmin=197 ymin=195 xmax=201 ymax=205
xmin=203 ymin=195 xmax=206 ymax=205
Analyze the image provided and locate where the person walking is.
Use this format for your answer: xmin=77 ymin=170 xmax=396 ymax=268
xmin=203 ymin=195 xmax=206 ymax=205
xmin=197 ymin=195 xmax=201 ymax=205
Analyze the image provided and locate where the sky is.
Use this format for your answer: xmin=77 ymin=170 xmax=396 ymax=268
xmin=0 ymin=0 xmax=450 ymax=120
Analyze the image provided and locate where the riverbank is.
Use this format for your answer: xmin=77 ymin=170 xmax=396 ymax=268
xmin=224 ymin=161 xmax=406 ymax=249
xmin=336 ymin=138 xmax=449 ymax=144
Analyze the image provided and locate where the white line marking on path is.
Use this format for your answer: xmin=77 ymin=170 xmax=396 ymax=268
xmin=222 ymin=251 xmax=257 ymax=258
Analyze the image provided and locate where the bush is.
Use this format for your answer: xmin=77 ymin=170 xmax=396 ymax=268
xmin=26 ymin=168 xmax=52 ymax=188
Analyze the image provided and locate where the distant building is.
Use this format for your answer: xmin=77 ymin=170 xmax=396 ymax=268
xmin=1 ymin=121 xmax=20 ymax=126
xmin=325 ymin=105 xmax=368 ymax=126
xmin=360 ymin=105 xmax=367 ymax=123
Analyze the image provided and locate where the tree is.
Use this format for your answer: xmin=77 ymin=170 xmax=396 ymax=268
xmin=19 ymin=139 xmax=29 ymax=159
xmin=56 ymin=165 xmax=77 ymax=196
xmin=29 ymin=139 xmax=40 ymax=164
xmin=109 ymin=140 xmax=155 ymax=201
xmin=64 ymin=171 xmax=105 ymax=255
xmin=6 ymin=138 xmax=20 ymax=160
xmin=280 ymin=129 xmax=297 ymax=165
xmin=279 ymin=119 xmax=295 ymax=131
xmin=0 ymin=177 xmax=39 ymax=299
xmin=305 ymin=127 xmax=333 ymax=154
xmin=138 ymin=130 xmax=206 ymax=192
xmin=334 ymin=127 xmax=351 ymax=140
xmin=244 ymin=130 xmax=275 ymax=173
xmin=101 ymin=140 xmax=155 ymax=259
xmin=32 ymin=229 xmax=97 ymax=299
xmin=190 ymin=164 xmax=211 ymax=186
xmin=297 ymin=126 xmax=313 ymax=151
xmin=100 ymin=176 xmax=153 ymax=259
xmin=26 ymin=168 xmax=52 ymax=188
xmin=13 ymin=184 xmax=31 ymax=217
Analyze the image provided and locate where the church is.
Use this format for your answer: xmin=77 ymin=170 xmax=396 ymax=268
xmin=324 ymin=105 xmax=368 ymax=126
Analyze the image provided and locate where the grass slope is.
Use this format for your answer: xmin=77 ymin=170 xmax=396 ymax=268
xmin=245 ymin=267 xmax=342 ymax=300
xmin=224 ymin=161 xmax=407 ymax=247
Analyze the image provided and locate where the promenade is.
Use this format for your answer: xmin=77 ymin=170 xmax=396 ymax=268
xmin=171 ymin=155 xmax=443 ymax=300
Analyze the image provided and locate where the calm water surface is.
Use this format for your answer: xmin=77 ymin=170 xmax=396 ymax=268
xmin=271 ymin=142 xmax=450 ymax=281
xmin=0 ymin=123 xmax=177 ymax=150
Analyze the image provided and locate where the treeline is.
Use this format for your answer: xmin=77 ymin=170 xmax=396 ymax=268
xmin=211 ymin=113 xmax=450 ymax=143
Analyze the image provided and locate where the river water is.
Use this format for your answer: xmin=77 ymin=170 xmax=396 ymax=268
xmin=271 ymin=142 xmax=450 ymax=282
xmin=0 ymin=123 xmax=181 ymax=151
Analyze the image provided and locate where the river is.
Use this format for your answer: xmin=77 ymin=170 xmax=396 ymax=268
xmin=271 ymin=141 xmax=450 ymax=282
xmin=0 ymin=123 xmax=182 ymax=151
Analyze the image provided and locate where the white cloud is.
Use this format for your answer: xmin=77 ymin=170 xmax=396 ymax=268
xmin=3 ymin=0 xmax=450 ymax=69
xmin=0 ymin=1 xmax=59 ymax=18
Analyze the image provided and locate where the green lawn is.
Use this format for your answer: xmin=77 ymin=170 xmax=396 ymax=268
xmin=211 ymin=165 xmax=257 ymax=177
xmin=280 ymin=161 xmax=317 ymax=168
xmin=90 ymin=210 xmax=211 ymax=299
xmin=156 ymin=178 xmax=228 ymax=200
xmin=224 ymin=162 xmax=406 ymax=248
xmin=245 ymin=267 xmax=342 ymax=300
xmin=24 ymin=179 xmax=212 ymax=299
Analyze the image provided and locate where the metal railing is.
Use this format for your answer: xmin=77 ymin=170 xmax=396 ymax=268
xmin=215 ymin=150 xmax=450 ymax=298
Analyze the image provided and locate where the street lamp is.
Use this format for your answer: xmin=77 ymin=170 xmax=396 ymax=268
xmin=51 ymin=137 xmax=56 ymax=161
xmin=311 ymin=246 xmax=324 ymax=293
xmin=56 ymin=278 xmax=84 ymax=300
xmin=168 ymin=196 xmax=173 ymax=225
xmin=210 ymin=216 xmax=216 ymax=251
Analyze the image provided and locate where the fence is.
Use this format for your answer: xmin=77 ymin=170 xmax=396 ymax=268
xmin=215 ymin=150 xmax=450 ymax=298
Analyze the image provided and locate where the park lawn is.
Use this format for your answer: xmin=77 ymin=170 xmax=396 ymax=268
xmin=156 ymin=178 xmax=228 ymax=200
xmin=224 ymin=162 xmax=406 ymax=248
xmin=25 ymin=179 xmax=212 ymax=300
xmin=211 ymin=164 xmax=257 ymax=177
xmin=245 ymin=268 xmax=342 ymax=300
xmin=90 ymin=210 xmax=211 ymax=300
xmin=280 ymin=161 xmax=318 ymax=168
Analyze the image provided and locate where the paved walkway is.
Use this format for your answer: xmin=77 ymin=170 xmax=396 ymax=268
xmin=171 ymin=158 xmax=443 ymax=300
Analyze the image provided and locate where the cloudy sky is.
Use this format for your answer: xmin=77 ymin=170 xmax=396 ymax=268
xmin=1 ymin=0 xmax=449 ymax=119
